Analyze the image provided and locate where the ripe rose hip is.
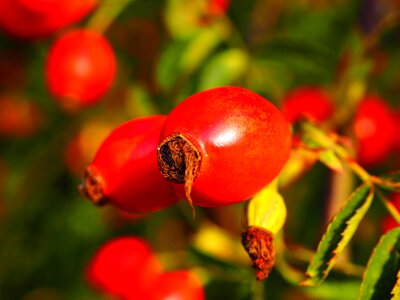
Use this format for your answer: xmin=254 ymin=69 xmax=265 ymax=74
xmin=352 ymin=95 xmax=395 ymax=166
xmin=46 ymin=29 xmax=116 ymax=110
xmin=157 ymin=86 xmax=292 ymax=207
xmin=80 ymin=115 xmax=179 ymax=214
xmin=281 ymin=86 xmax=334 ymax=123
xmin=0 ymin=0 xmax=97 ymax=38
xmin=148 ymin=270 xmax=205 ymax=300
xmin=393 ymin=110 xmax=400 ymax=153
xmin=86 ymin=236 xmax=162 ymax=299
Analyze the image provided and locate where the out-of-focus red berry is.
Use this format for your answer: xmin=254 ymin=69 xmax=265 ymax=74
xmin=352 ymin=95 xmax=395 ymax=166
xmin=46 ymin=29 xmax=116 ymax=110
xmin=86 ymin=236 xmax=163 ymax=299
xmin=147 ymin=270 xmax=205 ymax=300
xmin=207 ymin=0 xmax=230 ymax=16
xmin=281 ymin=86 xmax=334 ymax=123
xmin=0 ymin=0 xmax=97 ymax=38
xmin=63 ymin=119 xmax=115 ymax=176
xmin=0 ymin=96 xmax=43 ymax=137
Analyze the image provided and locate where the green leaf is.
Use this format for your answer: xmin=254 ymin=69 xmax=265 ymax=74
xmin=392 ymin=270 xmax=400 ymax=300
xmin=359 ymin=228 xmax=400 ymax=300
xmin=303 ymin=280 xmax=361 ymax=300
xmin=301 ymin=183 xmax=374 ymax=286
xmin=198 ymin=48 xmax=249 ymax=90
xmin=318 ymin=150 xmax=344 ymax=173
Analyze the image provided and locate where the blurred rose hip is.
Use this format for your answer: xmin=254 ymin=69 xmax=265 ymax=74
xmin=281 ymin=86 xmax=334 ymax=123
xmin=86 ymin=236 xmax=163 ymax=299
xmin=352 ymin=94 xmax=395 ymax=167
xmin=148 ymin=270 xmax=205 ymax=300
xmin=80 ymin=115 xmax=180 ymax=214
xmin=0 ymin=0 xmax=97 ymax=38
xmin=46 ymin=29 xmax=116 ymax=110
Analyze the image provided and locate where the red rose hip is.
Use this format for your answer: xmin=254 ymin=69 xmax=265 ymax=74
xmin=86 ymin=236 xmax=162 ymax=299
xmin=80 ymin=115 xmax=179 ymax=214
xmin=46 ymin=29 xmax=116 ymax=110
xmin=352 ymin=95 xmax=395 ymax=166
xmin=0 ymin=0 xmax=97 ymax=38
xmin=157 ymin=86 xmax=292 ymax=207
xmin=281 ymin=86 xmax=334 ymax=123
xmin=148 ymin=270 xmax=205 ymax=300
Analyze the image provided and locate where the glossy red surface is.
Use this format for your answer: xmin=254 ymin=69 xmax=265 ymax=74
xmin=381 ymin=193 xmax=400 ymax=234
xmin=160 ymin=86 xmax=292 ymax=207
xmin=87 ymin=115 xmax=179 ymax=213
xmin=46 ymin=29 xmax=116 ymax=109
xmin=281 ymin=86 xmax=334 ymax=123
xmin=0 ymin=0 xmax=97 ymax=38
xmin=352 ymin=95 xmax=395 ymax=166
xmin=86 ymin=236 xmax=162 ymax=299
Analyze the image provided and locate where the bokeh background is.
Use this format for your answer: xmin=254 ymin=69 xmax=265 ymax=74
xmin=0 ymin=0 xmax=399 ymax=299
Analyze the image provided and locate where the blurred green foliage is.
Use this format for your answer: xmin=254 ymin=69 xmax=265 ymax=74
xmin=0 ymin=0 xmax=399 ymax=299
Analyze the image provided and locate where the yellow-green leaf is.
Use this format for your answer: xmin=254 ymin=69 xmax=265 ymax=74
xmin=392 ymin=270 xmax=400 ymax=300
xmin=359 ymin=228 xmax=400 ymax=300
xmin=301 ymin=183 xmax=374 ymax=286
xmin=318 ymin=150 xmax=344 ymax=173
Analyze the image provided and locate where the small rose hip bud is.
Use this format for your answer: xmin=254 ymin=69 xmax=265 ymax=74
xmin=241 ymin=180 xmax=287 ymax=280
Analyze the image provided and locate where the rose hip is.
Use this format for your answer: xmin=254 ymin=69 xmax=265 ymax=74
xmin=46 ymin=29 xmax=116 ymax=110
xmin=281 ymin=86 xmax=334 ymax=123
xmin=86 ymin=236 xmax=162 ymax=299
xmin=80 ymin=115 xmax=179 ymax=214
xmin=157 ymin=86 xmax=292 ymax=207
xmin=352 ymin=95 xmax=395 ymax=166
xmin=0 ymin=0 xmax=97 ymax=38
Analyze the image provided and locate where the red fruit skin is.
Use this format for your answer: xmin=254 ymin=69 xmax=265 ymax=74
xmin=86 ymin=236 xmax=163 ymax=299
xmin=352 ymin=95 xmax=395 ymax=166
xmin=46 ymin=29 xmax=116 ymax=109
xmin=84 ymin=115 xmax=179 ymax=214
xmin=159 ymin=86 xmax=292 ymax=207
xmin=145 ymin=271 xmax=205 ymax=300
xmin=0 ymin=0 xmax=97 ymax=38
xmin=281 ymin=86 xmax=334 ymax=123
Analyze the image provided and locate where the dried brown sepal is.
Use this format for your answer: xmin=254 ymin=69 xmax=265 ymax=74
xmin=241 ymin=226 xmax=275 ymax=280
xmin=79 ymin=166 xmax=107 ymax=206
xmin=157 ymin=133 xmax=201 ymax=208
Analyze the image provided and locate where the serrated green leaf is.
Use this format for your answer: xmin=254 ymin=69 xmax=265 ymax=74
xmin=359 ymin=228 xmax=400 ymax=300
xmin=392 ymin=270 xmax=400 ymax=300
xmin=318 ymin=150 xmax=344 ymax=173
xmin=301 ymin=183 xmax=374 ymax=286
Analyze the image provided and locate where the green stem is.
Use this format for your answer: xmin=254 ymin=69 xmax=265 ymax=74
xmin=377 ymin=190 xmax=400 ymax=225
xmin=87 ymin=0 xmax=134 ymax=34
